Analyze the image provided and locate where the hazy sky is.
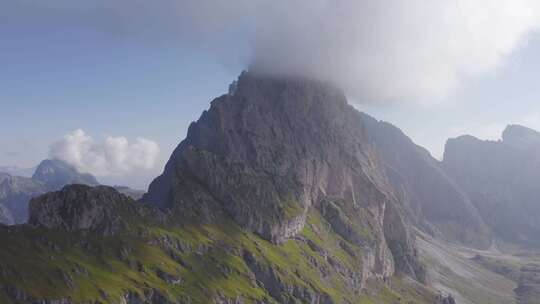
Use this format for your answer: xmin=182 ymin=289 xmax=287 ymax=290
xmin=2 ymin=1 xmax=540 ymax=189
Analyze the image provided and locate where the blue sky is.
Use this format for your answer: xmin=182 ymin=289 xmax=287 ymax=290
xmin=2 ymin=1 xmax=540 ymax=189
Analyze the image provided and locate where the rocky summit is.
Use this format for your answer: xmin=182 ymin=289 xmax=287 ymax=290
xmin=144 ymin=72 xmax=423 ymax=279
xmin=32 ymin=159 xmax=99 ymax=190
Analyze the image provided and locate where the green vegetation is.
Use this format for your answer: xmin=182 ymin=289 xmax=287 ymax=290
xmin=0 ymin=210 xmax=438 ymax=303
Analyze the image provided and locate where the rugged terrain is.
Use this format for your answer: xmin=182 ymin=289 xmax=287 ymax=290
xmin=1 ymin=72 xmax=540 ymax=303
xmin=0 ymin=159 xmax=144 ymax=225
xmin=0 ymin=73 xmax=444 ymax=303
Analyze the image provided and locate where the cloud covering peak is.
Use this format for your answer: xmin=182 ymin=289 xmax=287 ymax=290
xmin=49 ymin=129 xmax=160 ymax=177
xmin=7 ymin=0 xmax=540 ymax=102
xmin=246 ymin=1 xmax=540 ymax=102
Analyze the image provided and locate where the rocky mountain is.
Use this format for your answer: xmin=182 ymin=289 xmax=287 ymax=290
xmin=0 ymin=159 xmax=99 ymax=224
xmin=0 ymin=159 xmax=146 ymax=225
xmin=442 ymin=125 xmax=540 ymax=248
xmin=359 ymin=114 xmax=491 ymax=248
xmin=0 ymin=72 xmax=448 ymax=303
xmin=144 ymin=72 xmax=424 ymax=279
xmin=32 ymin=159 xmax=99 ymax=189
xmin=28 ymin=185 xmax=161 ymax=236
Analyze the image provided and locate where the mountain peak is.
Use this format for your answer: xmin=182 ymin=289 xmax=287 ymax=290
xmin=144 ymin=72 xmax=423 ymax=280
xmin=502 ymin=124 xmax=540 ymax=149
xmin=32 ymin=159 xmax=99 ymax=189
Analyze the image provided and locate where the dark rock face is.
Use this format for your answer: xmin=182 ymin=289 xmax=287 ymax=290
xmin=144 ymin=72 xmax=421 ymax=279
xmin=359 ymin=115 xmax=491 ymax=248
xmin=442 ymin=125 xmax=540 ymax=247
xmin=32 ymin=159 xmax=99 ymax=189
xmin=0 ymin=159 xmax=100 ymax=225
xmin=28 ymin=185 xmax=142 ymax=235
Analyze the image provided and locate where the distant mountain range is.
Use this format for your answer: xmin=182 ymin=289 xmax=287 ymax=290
xmin=0 ymin=165 xmax=35 ymax=177
xmin=0 ymin=159 xmax=144 ymax=225
xmin=442 ymin=124 xmax=540 ymax=248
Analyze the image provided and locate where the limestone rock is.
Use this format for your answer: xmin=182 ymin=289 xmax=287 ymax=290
xmin=144 ymin=72 xmax=421 ymax=279
xmin=28 ymin=185 xmax=146 ymax=235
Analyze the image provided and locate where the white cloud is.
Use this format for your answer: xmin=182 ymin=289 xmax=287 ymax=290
xmin=9 ymin=0 xmax=540 ymax=103
xmin=49 ymin=129 xmax=160 ymax=177
xmin=244 ymin=0 xmax=540 ymax=103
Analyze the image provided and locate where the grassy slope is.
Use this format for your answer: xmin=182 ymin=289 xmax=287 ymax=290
xmin=0 ymin=210 xmax=437 ymax=303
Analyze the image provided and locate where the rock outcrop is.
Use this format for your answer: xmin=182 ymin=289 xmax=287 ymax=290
xmin=29 ymin=185 xmax=144 ymax=235
xmin=442 ymin=125 xmax=540 ymax=247
xmin=144 ymin=72 xmax=421 ymax=279
xmin=0 ymin=159 xmax=102 ymax=225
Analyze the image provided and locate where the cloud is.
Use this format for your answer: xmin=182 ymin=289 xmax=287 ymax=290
xmin=49 ymin=129 xmax=160 ymax=177
xmin=258 ymin=1 xmax=540 ymax=103
xmin=6 ymin=1 xmax=540 ymax=102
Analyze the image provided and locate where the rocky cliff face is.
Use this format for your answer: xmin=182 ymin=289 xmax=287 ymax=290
xmin=359 ymin=114 xmax=491 ymax=248
xmin=145 ymin=72 xmax=422 ymax=280
xmin=28 ymin=185 xmax=146 ymax=236
xmin=442 ymin=125 xmax=540 ymax=247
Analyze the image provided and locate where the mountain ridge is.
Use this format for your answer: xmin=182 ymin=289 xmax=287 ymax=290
xmin=0 ymin=73 xmax=538 ymax=303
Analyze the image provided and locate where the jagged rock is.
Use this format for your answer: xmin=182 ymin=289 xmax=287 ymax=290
xmin=242 ymin=250 xmax=333 ymax=304
xmin=28 ymin=185 xmax=149 ymax=235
